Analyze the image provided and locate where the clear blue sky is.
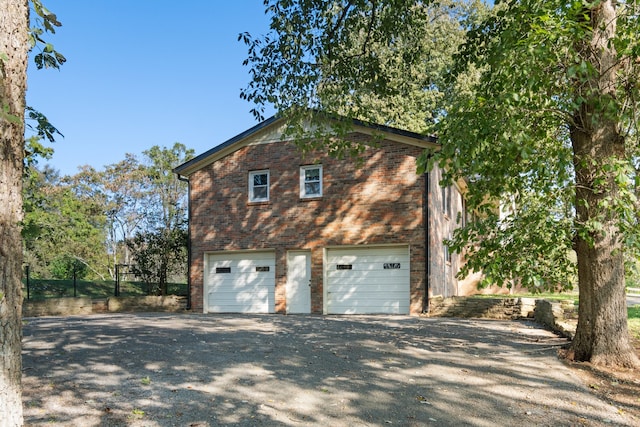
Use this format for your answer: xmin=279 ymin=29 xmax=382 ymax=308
xmin=26 ymin=1 xmax=274 ymax=176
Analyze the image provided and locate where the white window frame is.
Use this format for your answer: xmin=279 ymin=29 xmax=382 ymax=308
xmin=300 ymin=165 xmax=323 ymax=198
xmin=249 ymin=170 xmax=270 ymax=202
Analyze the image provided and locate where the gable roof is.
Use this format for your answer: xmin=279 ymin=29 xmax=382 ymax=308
xmin=173 ymin=114 xmax=438 ymax=177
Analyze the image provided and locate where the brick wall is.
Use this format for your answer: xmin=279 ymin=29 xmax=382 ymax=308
xmin=188 ymin=133 xmax=428 ymax=314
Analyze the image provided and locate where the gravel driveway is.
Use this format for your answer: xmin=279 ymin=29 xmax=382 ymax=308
xmin=22 ymin=313 xmax=632 ymax=426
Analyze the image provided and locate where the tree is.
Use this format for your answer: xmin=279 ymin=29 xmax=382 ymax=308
xmin=242 ymin=0 xmax=640 ymax=368
xmin=97 ymin=156 xmax=147 ymax=274
xmin=126 ymin=227 xmax=187 ymax=295
xmin=440 ymin=0 xmax=640 ymax=368
xmin=126 ymin=143 xmax=192 ymax=295
xmin=23 ymin=165 xmax=108 ymax=280
xmin=0 ymin=0 xmax=30 ymax=421
xmin=1 ymin=0 xmax=63 ymax=422
xmin=50 ymin=254 xmax=87 ymax=280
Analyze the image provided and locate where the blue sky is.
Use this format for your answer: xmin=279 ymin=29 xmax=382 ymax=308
xmin=26 ymin=1 xmax=274 ymax=176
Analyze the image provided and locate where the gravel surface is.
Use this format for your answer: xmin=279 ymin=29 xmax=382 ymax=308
xmin=21 ymin=313 xmax=634 ymax=426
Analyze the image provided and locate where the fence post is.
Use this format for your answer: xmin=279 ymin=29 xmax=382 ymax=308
xmin=114 ymin=264 xmax=119 ymax=297
xmin=73 ymin=266 xmax=77 ymax=298
xmin=25 ymin=265 xmax=30 ymax=300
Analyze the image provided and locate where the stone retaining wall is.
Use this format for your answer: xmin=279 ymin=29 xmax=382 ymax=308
xmin=428 ymin=296 xmax=537 ymax=319
xmin=429 ymin=296 xmax=577 ymax=338
xmin=107 ymin=295 xmax=187 ymax=312
xmin=532 ymin=299 xmax=577 ymax=339
xmin=23 ymin=297 xmax=94 ymax=317
xmin=23 ymin=295 xmax=187 ymax=317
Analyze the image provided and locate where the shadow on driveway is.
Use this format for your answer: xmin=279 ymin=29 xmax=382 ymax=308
xmin=22 ymin=313 xmax=633 ymax=426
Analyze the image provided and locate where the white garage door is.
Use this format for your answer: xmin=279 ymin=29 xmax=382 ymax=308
xmin=326 ymin=246 xmax=410 ymax=314
xmin=204 ymin=251 xmax=276 ymax=313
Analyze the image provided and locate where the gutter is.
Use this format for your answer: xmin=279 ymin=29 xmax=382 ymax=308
xmin=423 ymin=170 xmax=431 ymax=314
xmin=177 ymin=174 xmax=192 ymax=310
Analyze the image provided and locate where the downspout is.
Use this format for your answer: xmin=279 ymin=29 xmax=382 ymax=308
xmin=423 ymin=170 xmax=430 ymax=314
xmin=177 ymin=174 xmax=192 ymax=310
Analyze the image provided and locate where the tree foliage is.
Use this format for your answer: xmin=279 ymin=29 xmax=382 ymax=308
xmin=439 ymin=0 xmax=640 ymax=367
xmin=242 ymin=0 xmax=640 ymax=367
xmin=126 ymin=227 xmax=187 ymax=296
xmin=23 ymin=144 xmax=193 ymax=287
xmin=241 ymin=0 xmax=489 ymax=156
xmin=125 ymin=143 xmax=193 ymax=294
xmin=22 ymin=165 xmax=108 ymax=280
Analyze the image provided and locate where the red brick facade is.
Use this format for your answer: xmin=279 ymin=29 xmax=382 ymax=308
xmin=187 ymin=132 xmax=432 ymax=314
xmin=176 ymin=116 xmax=466 ymax=315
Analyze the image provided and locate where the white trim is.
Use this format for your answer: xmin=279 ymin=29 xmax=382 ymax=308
xmin=249 ymin=169 xmax=270 ymax=202
xmin=176 ymin=117 xmax=440 ymax=177
xmin=300 ymin=164 xmax=323 ymax=198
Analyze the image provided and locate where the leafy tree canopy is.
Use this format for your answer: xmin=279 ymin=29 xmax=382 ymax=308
xmin=242 ymin=0 xmax=640 ymax=367
xmin=241 ymin=0 xmax=490 ymax=156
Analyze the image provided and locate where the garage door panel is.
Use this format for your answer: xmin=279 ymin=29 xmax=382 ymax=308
xmin=327 ymin=265 xmax=409 ymax=278
xmin=208 ymin=273 xmax=274 ymax=288
xmin=327 ymin=300 xmax=407 ymax=315
xmin=327 ymin=270 xmax=409 ymax=281
xmin=327 ymin=282 xmax=408 ymax=294
xmin=208 ymin=288 xmax=271 ymax=298
xmin=326 ymin=246 xmax=410 ymax=315
xmin=207 ymin=302 xmax=272 ymax=313
xmin=329 ymin=255 xmax=406 ymax=264
xmin=207 ymin=262 xmax=274 ymax=274
xmin=331 ymin=291 xmax=405 ymax=307
xmin=208 ymin=282 xmax=273 ymax=293
xmin=328 ymin=291 xmax=407 ymax=299
xmin=205 ymin=251 xmax=275 ymax=313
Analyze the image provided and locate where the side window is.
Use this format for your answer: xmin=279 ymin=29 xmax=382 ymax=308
xmin=300 ymin=165 xmax=322 ymax=198
xmin=249 ymin=170 xmax=269 ymax=202
xmin=442 ymin=185 xmax=450 ymax=217
xmin=445 ymin=232 xmax=453 ymax=264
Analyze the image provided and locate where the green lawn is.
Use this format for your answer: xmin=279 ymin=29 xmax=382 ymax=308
xmin=628 ymin=306 xmax=640 ymax=340
xmin=22 ymin=278 xmax=187 ymax=300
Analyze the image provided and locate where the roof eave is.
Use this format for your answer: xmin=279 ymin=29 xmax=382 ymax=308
xmin=173 ymin=113 xmax=440 ymax=177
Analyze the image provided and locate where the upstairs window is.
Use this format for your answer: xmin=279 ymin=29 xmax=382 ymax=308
xmin=300 ymin=165 xmax=322 ymax=198
xmin=249 ymin=170 xmax=269 ymax=202
xmin=442 ymin=185 xmax=451 ymax=217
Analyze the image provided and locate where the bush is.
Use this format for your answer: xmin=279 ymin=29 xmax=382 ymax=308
xmin=50 ymin=255 xmax=88 ymax=280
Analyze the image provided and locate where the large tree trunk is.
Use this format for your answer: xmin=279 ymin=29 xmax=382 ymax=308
xmin=0 ymin=0 xmax=29 ymax=424
xmin=570 ymin=0 xmax=639 ymax=368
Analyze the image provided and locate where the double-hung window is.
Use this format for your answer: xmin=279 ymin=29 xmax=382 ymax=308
xmin=300 ymin=165 xmax=322 ymax=198
xmin=249 ymin=170 xmax=269 ymax=202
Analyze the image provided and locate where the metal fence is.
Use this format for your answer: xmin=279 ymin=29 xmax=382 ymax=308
xmin=22 ymin=265 xmax=187 ymax=300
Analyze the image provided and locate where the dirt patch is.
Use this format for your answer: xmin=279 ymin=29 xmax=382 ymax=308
xmin=560 ymin=338 xmax=640 ymax=421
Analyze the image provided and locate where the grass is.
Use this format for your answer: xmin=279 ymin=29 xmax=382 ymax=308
xmin=22 ymin=278 xmax=187 ymax=300
xmin=628 ymin=306 xmax=640 ymax=340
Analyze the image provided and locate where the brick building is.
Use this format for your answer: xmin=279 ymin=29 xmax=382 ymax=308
xmin=174 ymin=115 xmax=466 ymax=315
